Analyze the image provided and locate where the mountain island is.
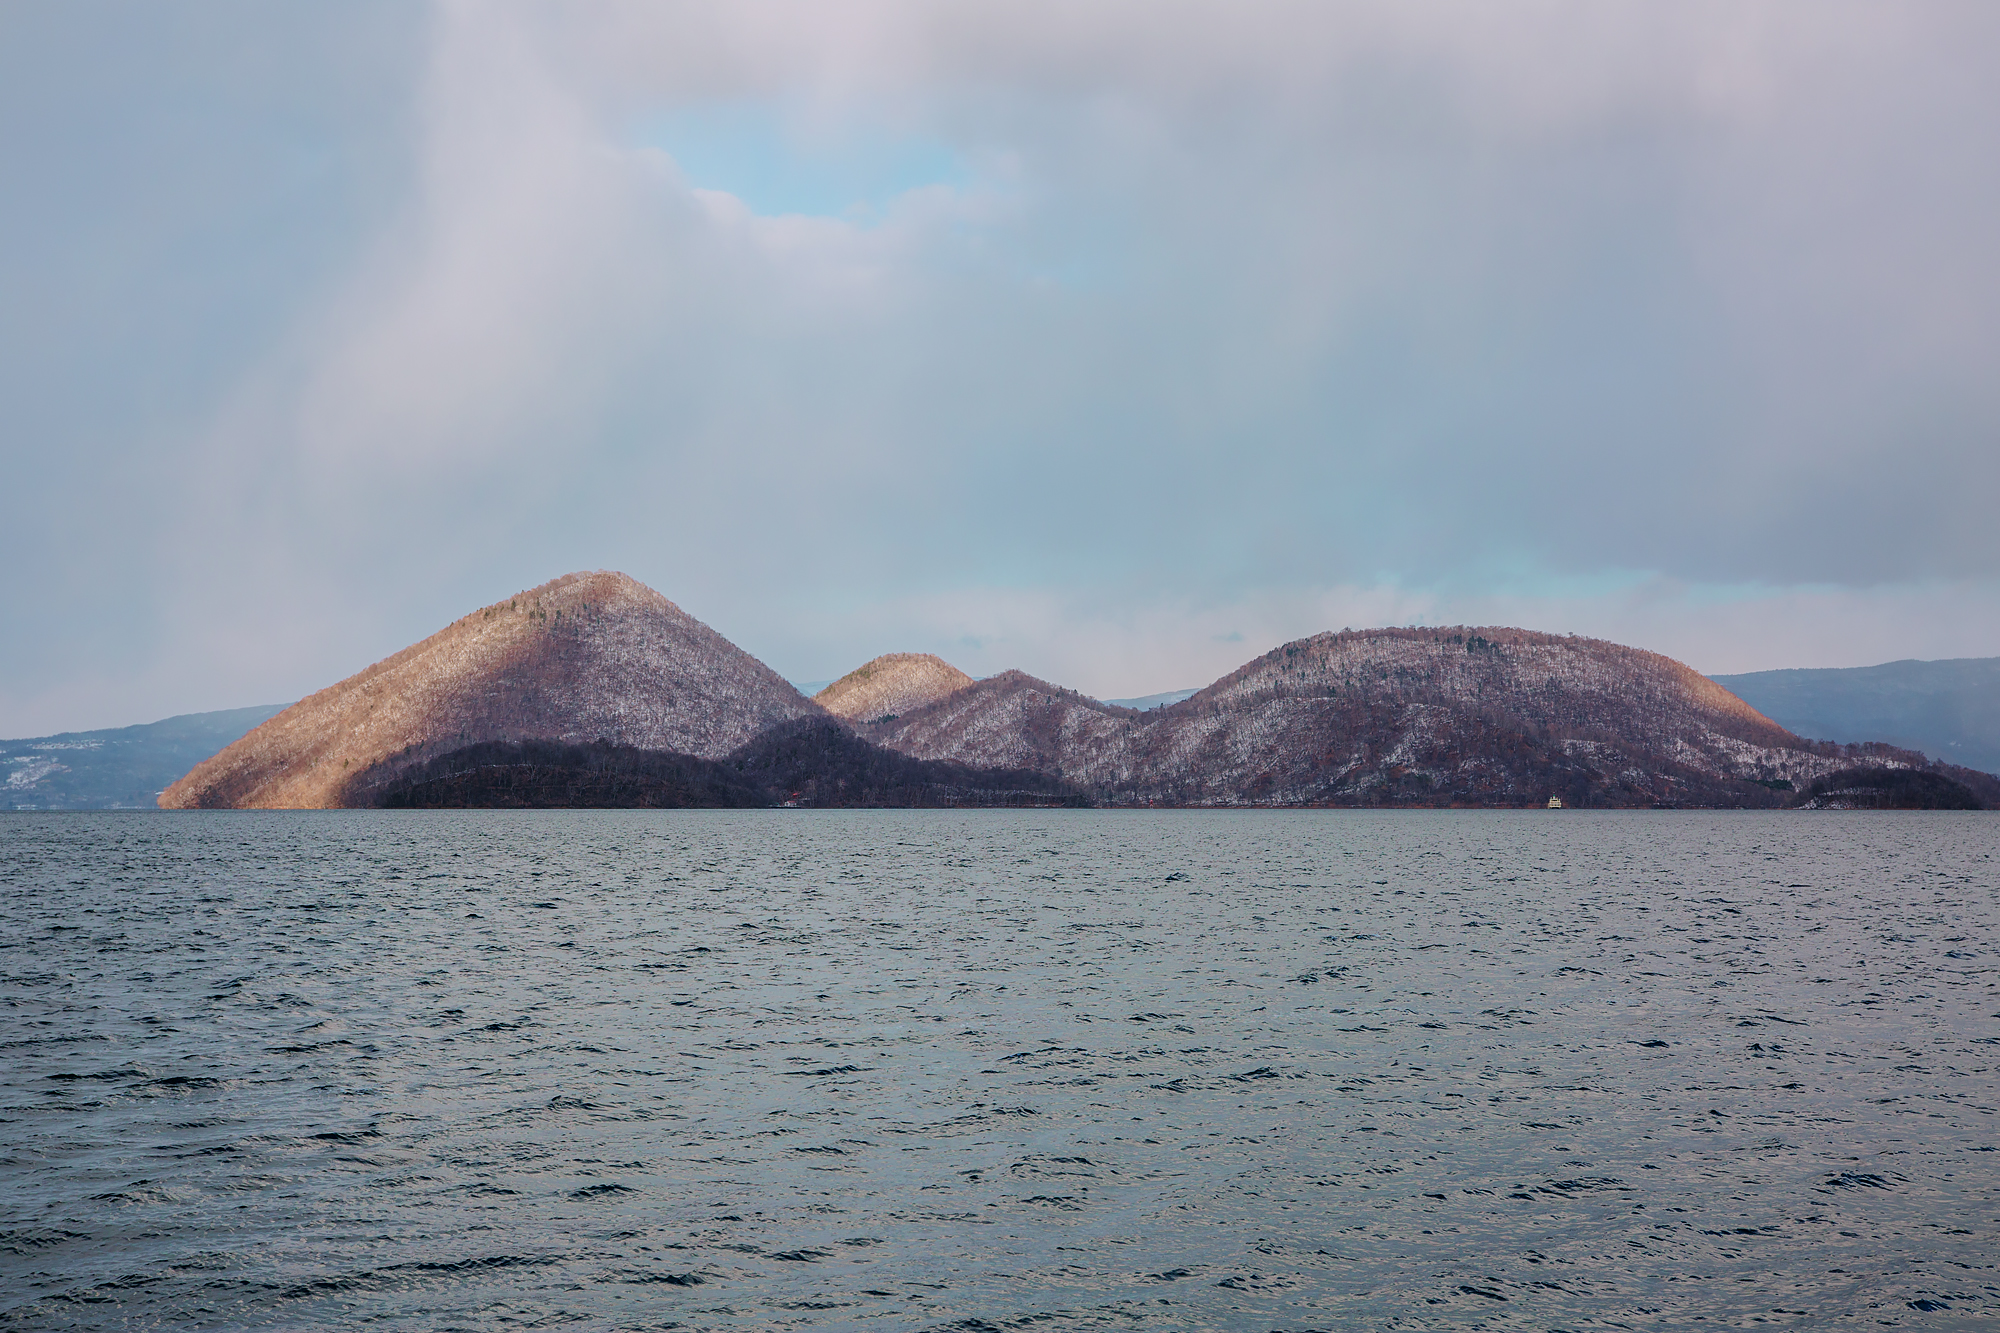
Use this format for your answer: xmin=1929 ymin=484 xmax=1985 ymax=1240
xmin=161 ymin=572 xmax=1994 ymax=810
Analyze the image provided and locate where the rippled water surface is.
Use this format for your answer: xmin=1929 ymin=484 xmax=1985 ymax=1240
xmin=3 ymin=810 xmax=1997 ymax=1330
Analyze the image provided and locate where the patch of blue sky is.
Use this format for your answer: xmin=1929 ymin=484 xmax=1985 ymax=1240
xmin=640 ymin=101 xmax=971 ymax=220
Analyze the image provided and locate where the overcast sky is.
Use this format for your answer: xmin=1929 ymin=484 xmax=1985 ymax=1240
xmin=5 ymin=1 xmax=1999 ymax=734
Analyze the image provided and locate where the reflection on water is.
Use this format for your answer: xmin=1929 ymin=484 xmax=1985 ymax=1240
xmin=1 ymin=809 xmax=1995 ymax=1329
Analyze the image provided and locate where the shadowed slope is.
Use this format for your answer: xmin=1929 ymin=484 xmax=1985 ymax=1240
xmin=365 ymin=719 xmax=1087 ymax=809
xmin=814 ymin=653 xmax=974 ymax=722
xmin=1794 ymin=766 xmax=1984 ymax=810
xmin=724 ymin=717 xmax=1087 ymax=807
xmin=160 ymin=572 xmax=819 ymax=809
xmin=376 ymin=739 xmax=769 ymax=809
xmin=861 ymin=670 xmax=1138 ymax=782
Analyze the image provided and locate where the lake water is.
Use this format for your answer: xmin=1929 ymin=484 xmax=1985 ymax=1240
xmin=2 ymin=810 xmax=1996 ymax=1331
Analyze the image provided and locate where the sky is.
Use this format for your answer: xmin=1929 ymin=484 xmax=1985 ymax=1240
xmin=5 ymin=1 xmax=2000 ymax=735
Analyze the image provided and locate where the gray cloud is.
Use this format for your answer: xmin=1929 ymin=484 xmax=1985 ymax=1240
xmin=4 ymin=1 xmax=1998 ymax=732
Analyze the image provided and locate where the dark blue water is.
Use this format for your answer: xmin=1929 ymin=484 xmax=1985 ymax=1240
xmin=2 ymin=810 xmax=1996 ymax=1330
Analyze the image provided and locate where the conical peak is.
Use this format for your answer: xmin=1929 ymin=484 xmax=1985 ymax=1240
xmin=480 ymin=571 xmax=672 ymax=616
xmin=161 ymin=571 xmax=815 ymax=808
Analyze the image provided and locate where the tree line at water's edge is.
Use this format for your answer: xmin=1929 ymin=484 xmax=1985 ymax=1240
xmin=369 ymin=730 xmax=1989 ymax=811
xmin=371 ymin=721 xmax=1090 ymax=809
xmin=1794 ymin=766 xmax=1984 ymax=811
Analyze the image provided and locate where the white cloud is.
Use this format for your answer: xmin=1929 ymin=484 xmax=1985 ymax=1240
xmin=4 ymin=0 xmax=1999 ymax=733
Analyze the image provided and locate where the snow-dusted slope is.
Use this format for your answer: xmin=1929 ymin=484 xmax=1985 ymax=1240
xmin=814 ymin=653 xmax=974 ymax=722
xmin=161 ymin=572 xmax=820 ymax=809
xmin=867 ymin=628 xmax=1908 ymax=807
xmin=162 ymin=604 xmax=1982 ymax=811
xmin=861 ymin=670 xmax=1141 ymax=785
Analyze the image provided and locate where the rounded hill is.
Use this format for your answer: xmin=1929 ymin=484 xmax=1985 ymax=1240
xmin=814 ymin=653 xmax=973 ymax=722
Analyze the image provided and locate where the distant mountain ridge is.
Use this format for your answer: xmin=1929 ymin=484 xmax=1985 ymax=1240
xmin=1101 ymin=688 xmax=1200 ymax=711
xmin=1712 ymin=657 xmax=2000 ymax=775
xmin=2 ymin=705 xmax=287 ymax=810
